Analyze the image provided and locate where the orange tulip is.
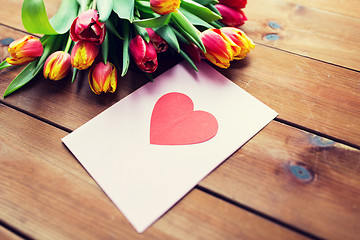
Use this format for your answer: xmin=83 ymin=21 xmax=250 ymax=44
xmin=43 ymin=51 xmax=71 ymax=81
xmin=220 ymin=27 xmax=255 ymax=60
xmin=200 ymin=29 xmax=237 ymax=68
xmin=150 ymin=0 xmax=181 ymax=15
xmin=71 ymin=41 xmax=99 ymax=70
xmin=6 ymin=35 xmax=43 ymax=65
xmin=88 ymin=62 xmax=117 ymax=94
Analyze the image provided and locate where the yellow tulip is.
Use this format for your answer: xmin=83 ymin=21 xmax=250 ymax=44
xmin=220 ymin=27 xmax=255 ymax=60
xmin=88 ymin=62 xmax=117 ymax=95
xmin=71 ymin=41 xmax=99 ymax=70
xmin=43 ymin=51 xmax=71 ymax=81
xmin=200 ymin=29 xmax=237 ymax=68
xmin=150 ymin=0 xmax=181 ymax=15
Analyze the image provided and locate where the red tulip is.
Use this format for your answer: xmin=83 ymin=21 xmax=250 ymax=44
xmin=218 ymin=0 xmax=247 ymax=9
xmin=215 ymin=4 xmax=247 ymax=27
xmin=43 ymin=51 xmax=71 ymax=80
xmin=88 ymin=62 xmax=117 ymax=94
xmin=146 ymin=28 xmax=168 ymax=53
xmin=6 ymin=35 xmax=43 ymax=65
xmin=181 ymin=42 xmax=201 ymax=63
xmin=129 ymin=35 xmax=158 ymax=73
xmin=70 ymin=9 xmax=106 ymax=45
xmin=71 ymin=41 xmax=99 ymax=70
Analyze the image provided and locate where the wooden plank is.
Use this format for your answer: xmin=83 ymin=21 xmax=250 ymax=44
xmin=0 ymin=104 xmax=307 ymax=240
xmin=286 ymin=0 xmax=360 ymax=19
xmin=200 ymin=121 xmax=360 ymax=240
xmin=0 ymin=0 xmax=62 ymax=32
xmin=0 ymin=227 xmax=23 ymax=240
xmin=1 ymin=24 xmax=359 ymax=145
xmin=243 ymin=0 xmax=360 ymax=71
xmin=218 ymin=45 xmax=360 ymax=146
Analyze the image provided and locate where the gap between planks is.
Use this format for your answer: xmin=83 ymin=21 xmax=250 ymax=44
xmin=195 ymin=185 xmax=322 ymax=240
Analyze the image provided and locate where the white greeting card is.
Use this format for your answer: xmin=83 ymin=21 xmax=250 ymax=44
xmin=62 ymin=61 xmax=277 ymax=233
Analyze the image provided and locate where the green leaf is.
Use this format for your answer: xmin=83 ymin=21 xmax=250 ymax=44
xmin=108 ymin=34 xmax=122 ymax=73
xmin=77 ymin=0 xmax=92 ymax=12
xmin=144 ymin=72 xmax=154 ymax=82
xmin=192 ymin=0 xmax=218 ymax=5
xmin=133 ymin=14 xmax=172 ymax=28
xmin=179 ymin=49 xmax=198 ymax=71
xmin=101 ymin=31 xmax=110 ymax=64
xmin=171 ymin=26 xmax=190 ymax=44
xmin=106 ymin=20 xmax=124 ymax=40
xmin=207 ymin=3 xmax=221 ymax=15
xmin=3 ymin=60 xmax=42 ymax=98
xmin=113 ymin=0 xmax=134 ymax=22
xmin=181 ymin=0 xmax=221 ymax=22
xmin=171 ymin=10 xmax=205 ymax=52
xmin=121 ymin=20 xmax=131 ymax=76
xmin=98 ymin=0 xmax=113 ymax=22
xmin=134 ymin=1 xmax=154 ymax=14
xmin=180 ymin=7 xmax=214 ymax=29
xmin=22 ymin=0 xmax=79 ymax=35
xmin=155 ymin=26 xmax=180 ymax=53
xmin=36 ymin=35 xmax=64 ymax=70
xmin=72 ymin=67 xmax=78 ymax=83
xmin=0 ymin=60 xmax=12 ymax=70
xmin=133 ymin=24 xmax=150 ymax=42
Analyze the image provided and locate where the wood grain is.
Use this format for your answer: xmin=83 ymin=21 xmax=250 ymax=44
xmin=243 ymin=0 xmax=360 ymax=71
xmin=286 ymin=0 xmax=360 ymax=19
xmin=0 ymin=227 xmax=23 ymax=240
xmin=0 ymin=0 xmax=62 ymax=32
xmin=200 ymin=121 xmax=360 ymax=240
xmin=0 ymin=1 xmax=359 ymax=239
xmin=0 ymin=104 xmax=307 ymax=240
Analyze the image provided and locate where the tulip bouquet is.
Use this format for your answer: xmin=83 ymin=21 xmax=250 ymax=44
xmin=0 ymin=0 xmax=254 ymax=97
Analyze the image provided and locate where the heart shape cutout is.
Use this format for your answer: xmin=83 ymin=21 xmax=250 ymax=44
xmin=150 ymin=92 xmax=218 ymax=145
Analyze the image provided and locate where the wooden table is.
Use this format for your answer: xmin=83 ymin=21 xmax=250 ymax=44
xmin=1 ymin=0 xmax=359 ymax=239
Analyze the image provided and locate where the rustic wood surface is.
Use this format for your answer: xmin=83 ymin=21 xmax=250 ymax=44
xmin=0 ymin=0 xmax=359 ymax=239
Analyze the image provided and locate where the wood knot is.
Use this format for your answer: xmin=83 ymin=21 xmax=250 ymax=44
xmin=1 ymin=38 xmax=14 ymax=46
xmin=264 ymin=33 xmax=279 ymax=41
xmin=268 ymin=21 xmax=281 ymax=29
xmin=286 ymin=162 xmax=314 ymax=183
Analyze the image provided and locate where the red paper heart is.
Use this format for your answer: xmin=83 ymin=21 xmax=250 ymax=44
xmin=150 ymin=92 xmax=218 ymax=145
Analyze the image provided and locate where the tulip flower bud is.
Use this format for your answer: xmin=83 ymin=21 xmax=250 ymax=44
xmin=146 ymin=28 xmax=168 ymax=53
xmin=218 ymin=0 xmax=247 ymax=9
xmin=71 ymin=41 xmax=99 ymax=70
xmin=215 ymin=4 xmax=247 ymax=27
xmin=200 ymin=29 xmax=238 ymax=68
xmin=150 ymin=0 xmax=181 ymax=15
xmin=180 ymin=42 xmax=201 ymax=63
xmin=6 ymin=35 xmax=43 ymax=65
xmin=88 ymin=62 xmax=117 ymax=95
xmin=43 ymin=51 xmax=71 ymax=81
xmin=129 ymin=35 xmax=158 ymax=73
xmin=70 ymin=9 xmax=106 ymax=45
xmin=220 ymin=27 xmax=255 ymax=60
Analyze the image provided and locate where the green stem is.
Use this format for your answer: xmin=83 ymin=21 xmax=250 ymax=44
xmin=64 ymin=34 xmax=73 ymax=53
xmin=92 ymin=0 xmax=97 ymax=9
